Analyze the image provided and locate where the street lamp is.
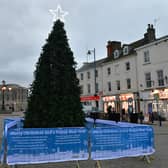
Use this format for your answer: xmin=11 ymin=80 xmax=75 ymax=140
xmin=87 ymin=48 xmax=98 ymax=108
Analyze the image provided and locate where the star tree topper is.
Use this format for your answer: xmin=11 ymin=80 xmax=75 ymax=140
xmin=49 ymin=5 xmax=68 ymax=22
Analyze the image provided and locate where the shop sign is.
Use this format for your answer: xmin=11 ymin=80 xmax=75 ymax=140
xmin=102 ymin=96 xmax=115 ymax=102
xmin=80 ymin=95 xmax=100 ymax=101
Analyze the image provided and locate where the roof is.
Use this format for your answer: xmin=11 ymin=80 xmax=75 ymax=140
xmin=77 ymin=58 xmax=106 ymax=72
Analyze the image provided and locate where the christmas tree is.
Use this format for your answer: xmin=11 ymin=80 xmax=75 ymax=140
xmin=24 ymin=19 xmax=85 ymax=128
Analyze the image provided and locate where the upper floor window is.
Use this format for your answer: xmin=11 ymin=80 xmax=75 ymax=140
xmin=80 ymin=85 xmax=83 ymax=94
xmin=95 ymin=70 xmax=98 ymax=77
xmin=145 ymin=72 xmax=152 ymax=88
xmin=157 ymin=70 xmax=164 ymax=86
xmin=126 ymin=78 xmax=131 ymax=89
xmin=125 ymin=62 xmax=130 ymax=71
xmin=116 ymin=80 xmax=120 ymax=90
xmin=80 ymin=73 xmax=83 ymax=80
xmin=87 ymin=84 xmax=91 ymax=94
xmin=95 ymin=83 xmax=99 ymax=93
xmin=87 ymin=71 xmax=90 ymax=79
xmin=107 ymin=67 xmax=111 ymax=75
xmin=144 ymin=50 xmax=150 ymax=63
xmin=108 ymin=82 xmax=111 ymax=91
xmin=114 ymin=50 xmax=120 ymax=59
xmin=123 ymin=46 xmax=129 ymax=55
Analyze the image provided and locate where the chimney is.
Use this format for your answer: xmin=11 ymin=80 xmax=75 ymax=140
xmin=144 ymin=24 xmax=156 ymax=42
xmin=106 ymin=41 xmax=121 ymax=57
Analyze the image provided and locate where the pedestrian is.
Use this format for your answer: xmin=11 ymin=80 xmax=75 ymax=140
xmin=121 ymin=108 xmax=126 ymax=121
xmin=139 ymin=111 xmax=144 ymax=124
xmin=158 ymin=114 xmax=162 ymax=127
xmin=151 ymin=112 xmax=154 ymax=124
xmin=107 ymin=105 xmax=112 ymax=120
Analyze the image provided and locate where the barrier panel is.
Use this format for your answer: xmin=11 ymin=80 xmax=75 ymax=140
xmin=90 ymin=126 xmax=155 ymax=160
xmin=0 ymin=117 xmax=155 ymax=166
xmin=7 ymin=127 xmax=89 ymax=165
xmin=0 ymin=118 xmax=23 ymax=163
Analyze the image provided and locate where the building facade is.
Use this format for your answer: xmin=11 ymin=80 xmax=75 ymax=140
xmin=136 ymin=35 xmax=168 ymax=120
xmin=77 ymin=24 xmax=168 ymax=120
xmin=0 ymin=82 xmax=28 ymax=112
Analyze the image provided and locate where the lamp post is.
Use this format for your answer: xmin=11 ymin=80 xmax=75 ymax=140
xmin=87 ymin=48 xmax=98 ymax=109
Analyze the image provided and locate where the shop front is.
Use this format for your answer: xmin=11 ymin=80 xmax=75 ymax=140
xmin=140 ymin=89 xmax=168 ymax=120
xmin=80 ymin=95 xmax=100 ymax=111
xmin=102 ymin=93 xmax=139 ymax=114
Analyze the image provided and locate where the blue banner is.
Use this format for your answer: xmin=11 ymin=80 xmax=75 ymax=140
xmin=91 ymin=126 xmax=155 ymax=160
xmin=7 ymin=127 xmax=88 ymax=165
xmin=0 ymin=118 xmax=24 ymax=163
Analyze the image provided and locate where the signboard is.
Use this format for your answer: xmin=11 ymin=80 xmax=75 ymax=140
xmin=91 ymin=127 xmax=155 ymax=160
xmin=80 ymin=95 xmax=100 ymax=101
xmin=7 ymin=128 xmax=88 ymax=165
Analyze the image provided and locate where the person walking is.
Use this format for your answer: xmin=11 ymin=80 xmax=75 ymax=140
xmin=158 ymin=113 xmax=162 ymax=127
xmin=139 ymin=111 xmax=144 ymax=124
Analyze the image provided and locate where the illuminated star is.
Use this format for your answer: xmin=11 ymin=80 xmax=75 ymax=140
xmin=49 ymin=5 xmax=68 ymax=22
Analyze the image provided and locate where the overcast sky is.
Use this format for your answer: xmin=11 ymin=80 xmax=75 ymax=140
xmin=0 ymin=0 xmax=168 ymax=87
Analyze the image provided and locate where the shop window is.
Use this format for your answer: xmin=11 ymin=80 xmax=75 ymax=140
xmin=157 ymin=70 xmax=164 ymax=86
xmin=108 ymin=82 xmax=111 ymax=91
xmin=126 ymin=78 xmax=131 ymax=89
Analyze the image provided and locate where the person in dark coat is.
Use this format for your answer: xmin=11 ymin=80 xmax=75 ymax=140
xmin=139 ymin=112 xmax=144 ymax=124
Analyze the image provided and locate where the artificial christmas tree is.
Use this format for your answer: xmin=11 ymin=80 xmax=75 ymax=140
xmin=24 ymin=19 xmax=85 ymax=128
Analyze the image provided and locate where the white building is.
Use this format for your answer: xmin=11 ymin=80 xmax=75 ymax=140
xmin=77 ymin=24 xmax=168 ymax=120
xmin=136 ymin=33 xmax=168 ymax=120
xmin=0 ymin=81 xmax=28 ymax=112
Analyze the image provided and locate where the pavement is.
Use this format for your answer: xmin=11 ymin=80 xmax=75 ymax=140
xmin=0 ymin=112 xmax=168 ymax=168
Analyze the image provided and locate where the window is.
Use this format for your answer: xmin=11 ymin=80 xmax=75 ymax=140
xmin=123 ymin=46 xmax=129 ymax=55
xmin=145 ymin=72 xmax=151 ymax=88
xmin=107 ymin=67 xmax=111 ymax=75
xmin=116 ymin=80 xmax=120 ymax=90
xmin=144 ymin=50 xmax=150 ymax=63
xmin=95 ymin=70 xmax=98 ymax=77
xmin=87 ymin=84 xmax=91 ymax=93
xmin=95 ymin=83 xmax=99 ymax=93
xmin=125 ymin=62 xmax=130 ymax=71
xmin=157 ymin=70 xmax=164 ymax=86
xmin=126 ymin=78 xmax=131 ymax=89
xmin=108 ymin=82 xmax=111 ymax=91
xmin=87 ymin=71 xmax=90 ymax=79
xmin=80 ymin=85 xmax=83 ymax=94
xmin=114 ymin=50 xmax=120 ymax=59
xmin=80 ymin=73 xmax=83 ymax=80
